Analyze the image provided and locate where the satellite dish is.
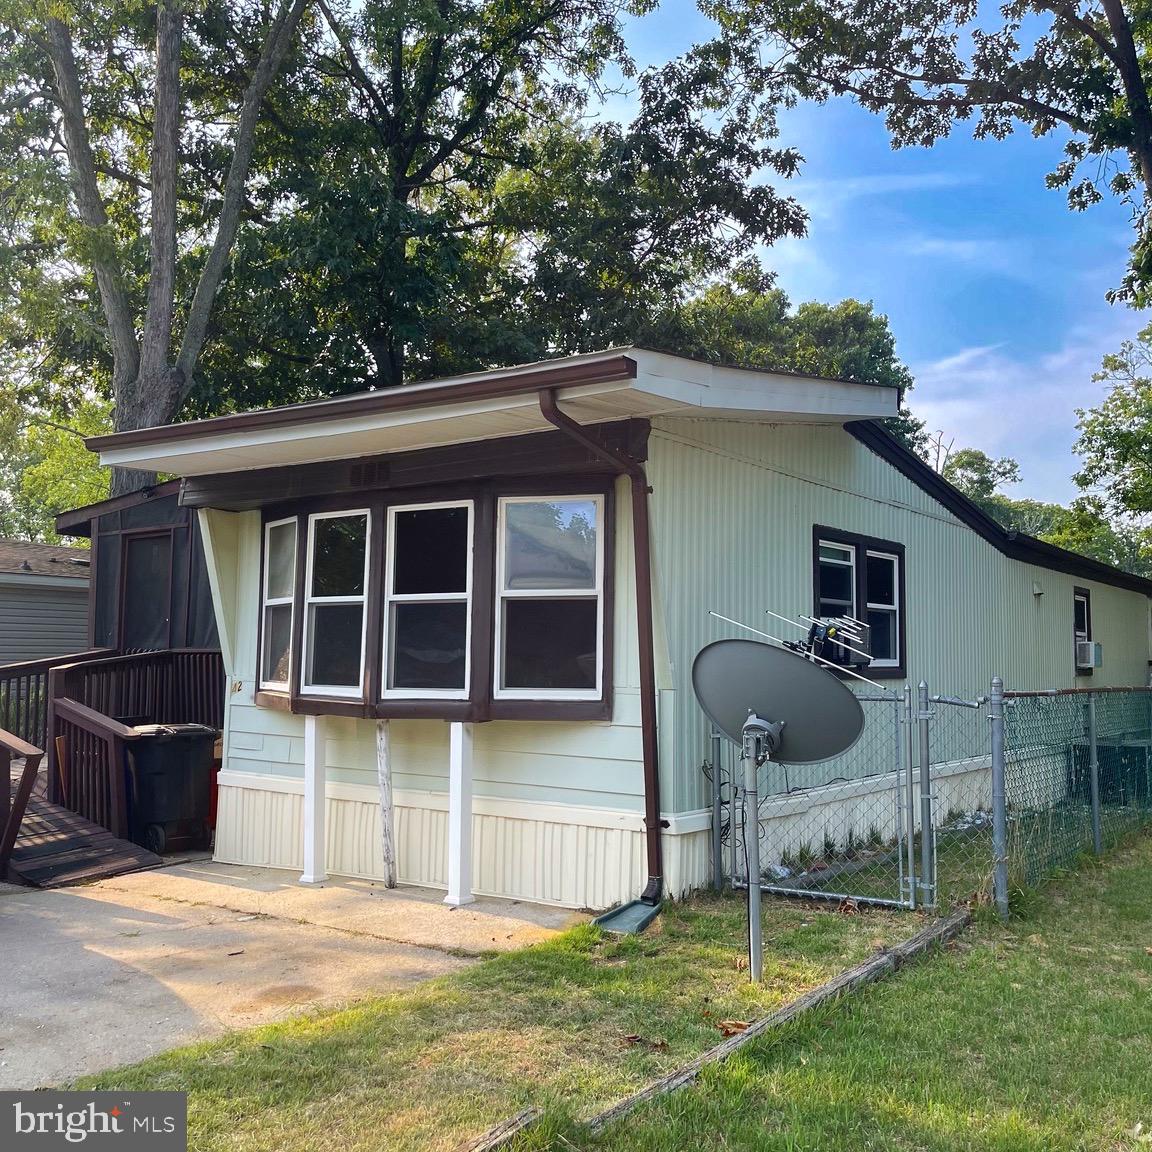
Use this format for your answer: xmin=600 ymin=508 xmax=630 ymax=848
xmin=692 ymin=638 xmax=865 ymax=763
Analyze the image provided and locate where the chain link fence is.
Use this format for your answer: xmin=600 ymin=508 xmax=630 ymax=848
xmin=1001 ymin=688 xmax=1152 ymax=895
xmin=705 ymin=678 xmax=1152 ymax=918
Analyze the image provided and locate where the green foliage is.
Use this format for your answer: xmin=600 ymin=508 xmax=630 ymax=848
xmin=942 ymin=448 xmax=1022 ymax=502
xmin=1075 ymin=324 xmax=1152 ymax=516
xmin=0 ymin=396 xmax=110 ymax=543
xmin=640 ymin=271 xmax=926 ymax=449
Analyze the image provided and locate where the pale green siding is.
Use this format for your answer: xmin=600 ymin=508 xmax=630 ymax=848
xmin=646 ymin=418 xmax=1152 ymax=815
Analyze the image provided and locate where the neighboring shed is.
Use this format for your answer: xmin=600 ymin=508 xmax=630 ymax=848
xmin=0 ymin=540 xmax=91 ymax=665
xmin=55 ymin=481 xmax=219 ymax=652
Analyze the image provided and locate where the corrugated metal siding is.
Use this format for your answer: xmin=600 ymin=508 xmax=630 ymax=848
xmin=0 ymin=582 xmax=89 ymax=664
xmin=646 ymin=418 xmax=1152 ymax=815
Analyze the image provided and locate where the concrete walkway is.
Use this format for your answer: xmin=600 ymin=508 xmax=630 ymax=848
xmin=0 ymin=862 xmax=578 ymax=1090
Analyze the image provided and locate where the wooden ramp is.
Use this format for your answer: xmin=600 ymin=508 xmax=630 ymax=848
xmin=6 ymin=763 xmax=161 ymax=889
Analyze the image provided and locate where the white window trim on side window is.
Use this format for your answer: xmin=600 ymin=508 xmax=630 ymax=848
xmin=493 ymin=493 xmax=605 ymax=702
xmin=300 ymin=508 xmax=371 ymax=698
xmin=259 ymin=516 xmax=297 ymax=691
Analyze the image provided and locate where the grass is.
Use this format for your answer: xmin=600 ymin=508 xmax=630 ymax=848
xmin=530 ymin=834 xmax=1152 ymax=1152
xmin=77 ymin=888 xmax=918 ymax=1151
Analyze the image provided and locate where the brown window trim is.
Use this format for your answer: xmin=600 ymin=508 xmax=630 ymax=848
xmin=259 ymin=475 xmax=616 ymax=722
xmin=812 ymin=524 xmax=907 ymax=680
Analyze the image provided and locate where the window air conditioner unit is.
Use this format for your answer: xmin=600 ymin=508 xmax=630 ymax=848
xmin=1076 ymin=641 xmax=1103 ymax=670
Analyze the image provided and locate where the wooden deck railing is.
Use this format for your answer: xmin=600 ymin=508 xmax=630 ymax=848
xmin=46 ymin=648 xmax=224 ymax=815
xmin=0 ymin=649 xmax=111 ymax=752
xmin=0 ymin=728 xmax=45 ymax=877
xmin=50 ymin=699 xmax=140 ymax=837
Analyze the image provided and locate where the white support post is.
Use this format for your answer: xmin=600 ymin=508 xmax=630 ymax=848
xmin=376 ymin=719 xmax=397 ymax=888
xmin=444 ymin=721 xmax=474 ymax=906
xmin=301 ymin=713 xmax=327 ymax=885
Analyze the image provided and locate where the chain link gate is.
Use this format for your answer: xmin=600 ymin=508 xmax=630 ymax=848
xmin=707 ymin=679 xmax=996 ymax=912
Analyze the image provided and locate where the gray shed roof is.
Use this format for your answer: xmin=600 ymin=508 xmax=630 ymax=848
xmin=0 ymin=539 xmax=90 ymax=581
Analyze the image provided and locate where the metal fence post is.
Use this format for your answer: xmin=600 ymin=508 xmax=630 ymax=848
xmin=903 ymin=683 xmax=917 ymax=911
xmin=989 ymin=675 xmax=1009 ymax=920
xmin=711 ymin=729 xmax=724 ymax=889
xmin=1087 ymin=696 xmax=1102 ymax=856
xmin=917 ymin=681 xmax=936 ymax=909
xmin=742 ymin=747 xmax=763 ymax=982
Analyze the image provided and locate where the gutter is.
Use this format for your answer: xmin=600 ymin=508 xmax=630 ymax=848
xmin=538 ymin=390 xmax=664 ymax=905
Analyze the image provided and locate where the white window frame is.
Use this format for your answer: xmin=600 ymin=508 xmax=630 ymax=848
xmin=817 ymin=540 xmax=856 ymax=619
xmin=382 ymin=500 xmax=474 ymax=700
xmin=494 ymin=493 xmax=605 ymax=702
xmin=259 ymin=516 xmax=297 ymax=691
xmin=1074 ymin=591 xmax=1091 ymax=645
xmin=300 ymin=509 xmax=371 ymax=698
xmin=865 ymin=549 xmax=900 ymax=669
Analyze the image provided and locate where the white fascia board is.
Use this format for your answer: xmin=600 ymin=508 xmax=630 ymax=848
xmin=96 ymin=352 xmax=898 ymax=477
xmin=0 ymin=571 xmax=89 ymax=589
xmin=629 ymin=350 xmax=899 ymax=421
xmin=97 ymin=379 xmax=637 ymax=475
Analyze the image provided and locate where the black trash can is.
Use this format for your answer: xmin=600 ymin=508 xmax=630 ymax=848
xmin=124 ymin=723 xmax=218 ymax=854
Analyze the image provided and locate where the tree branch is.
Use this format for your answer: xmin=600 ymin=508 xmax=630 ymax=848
xmin=174 ymin=0 xmax=310 ymax=402
xmin=42 ymin=18 xmax=140 ymax=399
xmin=138 ymin=0 xmax=183 ymax=393
xmin=1035 ymin=0 xmax=1124 ymax=71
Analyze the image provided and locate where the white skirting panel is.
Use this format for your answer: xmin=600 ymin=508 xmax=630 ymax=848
xmin=214 ymin=775 xmax=645 ymax=909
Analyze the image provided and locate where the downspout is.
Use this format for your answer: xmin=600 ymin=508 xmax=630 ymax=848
xmin=539 ymin=390 xmax=664 ymax=904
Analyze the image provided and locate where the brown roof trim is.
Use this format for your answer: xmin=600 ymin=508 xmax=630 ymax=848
xmin=86 ymin=355 xmax=639 ymax=454
xmin=846 ymin=420 xmax=1152 ymax=596
xmin=54 ymin=479 xmax=183 ymax=537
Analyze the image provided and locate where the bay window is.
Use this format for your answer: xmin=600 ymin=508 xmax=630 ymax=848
xmin=496 ymin=496 xmax=604 ymax=698
xmin=302 ymin=511 xmax=370 ymax=696
xmin=257 ymin=484 xmax=612 ymax=717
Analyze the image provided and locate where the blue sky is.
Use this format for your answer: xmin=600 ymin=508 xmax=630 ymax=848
xmin=601 ymin=2 xmax=1145 ymax=504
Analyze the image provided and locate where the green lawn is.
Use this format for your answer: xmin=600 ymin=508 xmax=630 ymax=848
xmin=78 ymin=888 xmax=917 ymax=1151
xmin=546 ymin=835 xmax=1152 ymax=1152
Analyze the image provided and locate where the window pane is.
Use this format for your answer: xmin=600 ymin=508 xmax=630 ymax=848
xmin=1074 ymin=597 xmax=1088 ymax=635
xmin=503 ymin=598 xmax=598 ymax=689
xmin=311 ymin=516 xmax=366 ymax=597
xmin=868 ymin=608 xmax=897 ymax=662
xmin=266 ymin=521 xmax=297 ymax=600
xmin=505 ymin=500 xmax=597 ymax=590
xmin=262 ymin=603 xmax=292 ymax=684
xmin=819 ymin=599 xmax=852 ymax=618
xmin=866 ymin=553 xmax=896 ymax=607
xmin=819 ymin=543 xmax=853 ymax=564
xmin=818 ymin=559 xmax=854 ymax=605
xmin=306 ymin=603 xmax=364 ymax=687
xmin=390 ymin=602 xmax=468 ymax=690
xmin=393 ymin=507 xmax=468 ymax=595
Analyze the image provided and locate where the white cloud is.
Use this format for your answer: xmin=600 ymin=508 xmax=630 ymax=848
xmin=909 ymin=314 xmax=1145 ymax=504
xmin=788 ymin=172 xmax=979 ymax=221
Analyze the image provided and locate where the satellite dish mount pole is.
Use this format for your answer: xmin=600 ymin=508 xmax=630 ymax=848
xmin=741 ymin=713 xmax=783 ymax=983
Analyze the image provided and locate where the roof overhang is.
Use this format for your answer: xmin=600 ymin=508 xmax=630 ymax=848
xmin=0 ymin=571 xmax=89 ymax=589
xmin=88 ymin=348 xmax=900 ymax=478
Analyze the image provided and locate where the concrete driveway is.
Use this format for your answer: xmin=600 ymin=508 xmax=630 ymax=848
xmin=0 ymin=861 xmax=577 ymax=1090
